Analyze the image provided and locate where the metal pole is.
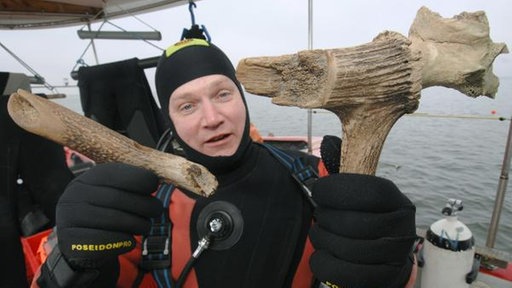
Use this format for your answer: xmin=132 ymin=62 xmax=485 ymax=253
xmin=486 ymin=117 xmax=512 ymax=248
xmin=307 ymin=0 xmax=313 ymax=154
xmin=77 ymin=30 xmax=162 ymax=40
xmin=87 ymin=23 xmax=100 ymax=65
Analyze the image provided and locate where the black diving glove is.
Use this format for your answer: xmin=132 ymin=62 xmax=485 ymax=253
xmin=38 ymin=163 xmax=163 ymax=287
xmin=309 ymin=173 xmax=417 ymax=288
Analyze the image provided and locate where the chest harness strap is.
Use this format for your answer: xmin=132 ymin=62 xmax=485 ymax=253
xmin=140 ymin=144 xmax=318 ymax=287
xmin=260 ymin=143 xmax=318 ymax=208
xmin=140 ymin=183 xmax=175 ymax=287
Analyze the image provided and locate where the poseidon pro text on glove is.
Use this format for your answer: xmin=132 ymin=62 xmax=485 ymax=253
xmin=56 ymin=163 xmax=163 ymax=269
xmin=309 ymin=173 xmax=416 ymax=288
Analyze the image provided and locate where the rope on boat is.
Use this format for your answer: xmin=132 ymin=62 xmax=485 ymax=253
xmin=0 ymin=42 xmax=56 ymax=92
xmin=407 ymin=112 xmax=509 ymax=121
xmin=312 ymin=110 xmax=510 ymax=121
xmin=71 ymin=4 xmax=165 ymax=75
xmin=102 ymin=20 xmax=164 ymax=50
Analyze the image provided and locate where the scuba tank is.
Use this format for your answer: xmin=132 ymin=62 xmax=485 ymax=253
xmin=420 ymin=199 xmax=479 ymax=287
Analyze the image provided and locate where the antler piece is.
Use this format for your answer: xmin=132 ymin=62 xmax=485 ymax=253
xmin=237 ymin=31 xmax=422 ymax=174
xmin=7 ymin=89 xmax=218 ymax=197
xmin=236 ymin=7 xmax=508 ymax=175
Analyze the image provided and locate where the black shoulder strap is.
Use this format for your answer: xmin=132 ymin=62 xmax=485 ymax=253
xmin=260 ymin=143 xmax=318 ymax=208
xmin=140 ymin=183 xmax=175 ymax=287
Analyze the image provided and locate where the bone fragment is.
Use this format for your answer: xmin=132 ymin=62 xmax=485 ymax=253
xmin=7 ymin=89 xmax=218 ymax=197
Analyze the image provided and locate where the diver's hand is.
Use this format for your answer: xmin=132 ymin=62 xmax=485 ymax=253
xmin=56 ymin=163 xmax=163 ymax=269
xmin=309 ymin=173 xmax=417 ymax=288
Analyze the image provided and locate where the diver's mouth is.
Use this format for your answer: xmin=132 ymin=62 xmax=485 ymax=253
xmin=207 ymin=134 xmax=229 ymax=143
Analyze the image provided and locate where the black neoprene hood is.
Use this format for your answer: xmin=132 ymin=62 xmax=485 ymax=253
xmin=154 ymin=38 xmax=252 ymax=175
xmin=155 ymin=38 xmax=240 ymax=121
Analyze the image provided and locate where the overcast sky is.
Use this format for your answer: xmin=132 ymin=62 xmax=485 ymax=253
xmin=1 ymin=0 xmax=510 ymax=90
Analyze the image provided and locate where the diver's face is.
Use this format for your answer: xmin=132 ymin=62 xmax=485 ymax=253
xmin=168 ymin=74 xmax=246 ymax=157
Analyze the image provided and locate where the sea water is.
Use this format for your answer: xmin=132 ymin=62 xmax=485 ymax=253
xmin=52 ymin=77 xmax=512 ymax=253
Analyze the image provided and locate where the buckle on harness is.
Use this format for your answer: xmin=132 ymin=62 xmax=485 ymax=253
xmin=291 ymin=165 xmax=318 ymax=208
xmin=140 ymin=222 xmax=171 ymax=270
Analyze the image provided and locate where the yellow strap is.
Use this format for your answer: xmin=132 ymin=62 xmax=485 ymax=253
xmin=165 ymin=38 xmax=209 ymax=58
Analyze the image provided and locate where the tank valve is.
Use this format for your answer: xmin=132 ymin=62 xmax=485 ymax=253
xmin=441 ymin=198 xmax=463 ymax=216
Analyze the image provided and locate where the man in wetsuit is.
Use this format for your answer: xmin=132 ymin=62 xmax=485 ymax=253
xmin=35 ymin=39 xmax=417 ymax=288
